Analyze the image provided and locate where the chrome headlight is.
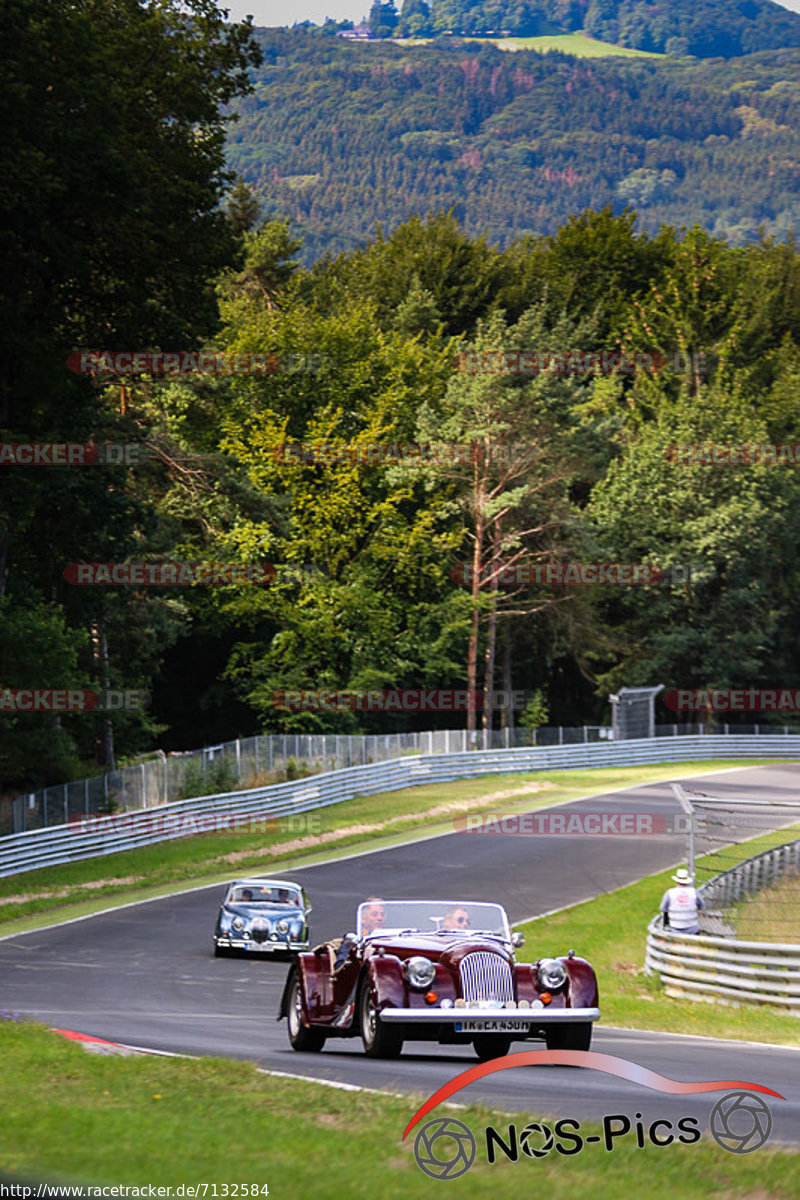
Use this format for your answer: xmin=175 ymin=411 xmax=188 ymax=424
xmin=538 ymin=958 xmax=568 ymax=990
xmin=232 ymin=916 xmax=245 ymax=932
xmin=405 ymin=957 xmax=436 ymax=990
xmin=277 ymin=920 xmax=289 ymax=934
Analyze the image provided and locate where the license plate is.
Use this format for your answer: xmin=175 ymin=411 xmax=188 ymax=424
xmin=455 ymin=1019 xmax=529 ymax=1033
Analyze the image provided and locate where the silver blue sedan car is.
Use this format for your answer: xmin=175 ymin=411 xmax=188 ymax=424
xmin=214 ymin=877 xmax=311 ymax=957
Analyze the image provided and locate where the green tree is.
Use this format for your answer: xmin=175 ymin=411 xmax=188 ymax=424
xmin=413 ymin=305 xmax=601 ymax=737
xmin=201 ymin=270 xmax=461 ymax=730
xmin=369 ymin=0 xmax=399 ymax=37
xmin=587 ymin=388 xmax=800 ymax=709
xmin=226 ymin=179 xmax=264 ymax=236
xmin=219 ymin=221 xmax=304 ymax=311
xmin=398 ymin=0 xmax=433 ymax=36
xmin=0 ymin=0 xmax=260 ymax=789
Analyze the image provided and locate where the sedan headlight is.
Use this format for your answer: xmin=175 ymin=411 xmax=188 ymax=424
xmin=538 ymin=958 xmax=567 ymax=990
xmin=277 ymin=920 xmax=289 ymax=934
xmin=232 ymin=916 xmax=245 ymax=932
xmin=405 ymin=957 xmax=436 ymax=990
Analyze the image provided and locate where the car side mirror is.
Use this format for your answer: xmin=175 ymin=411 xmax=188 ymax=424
xmin=512 ymin=932 xmax=525 ymax=948
xmin=305 ymin=905 xmax=313 ymax=915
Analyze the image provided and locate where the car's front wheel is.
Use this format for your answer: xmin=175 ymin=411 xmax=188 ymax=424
xmin=545 ymin=1022 xmax=592 ymax=1052
xmin=359 ymin=982 xmax=403 ymax=1059
xmin=472 ymin=1035 xmax=512 ymax=1062
xmin=287 ymin=971 xmax=326 ymax=1052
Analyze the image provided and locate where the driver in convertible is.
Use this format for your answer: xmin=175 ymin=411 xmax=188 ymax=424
xmin=331 ymin=897 xmax=386 ymax=971
xmin=360 ymin=898 xmax=386 ymax=934
xmin=442 ymin=906 xmax=470 ymax=931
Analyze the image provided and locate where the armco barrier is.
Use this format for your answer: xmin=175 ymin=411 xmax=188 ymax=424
xmin=645 ymin=921 xmax=800 ymax=1014
xmin=1 ymin=734 xmax=799 ymax=879
xmin=645 ymin=839 xmax=800 ymax=1015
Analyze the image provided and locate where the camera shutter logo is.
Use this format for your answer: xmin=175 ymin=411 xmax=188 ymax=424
xmin=413 ymin=1117 xmax=476 ymax=1179
xmin=710 ymin=1092 xmax=773 ymax=1153
xmin=520 ymin=1122 xmax=555 ymax=1158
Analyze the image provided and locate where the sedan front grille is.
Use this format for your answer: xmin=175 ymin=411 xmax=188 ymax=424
xmin=459 ymin=952 xmax=514 ymax=1003
xmin=250 ymin=925 xmax=270 ymax=944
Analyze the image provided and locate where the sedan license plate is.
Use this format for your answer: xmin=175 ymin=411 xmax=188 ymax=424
xmin=455 ymin=1019 xmax=528 ymax=1033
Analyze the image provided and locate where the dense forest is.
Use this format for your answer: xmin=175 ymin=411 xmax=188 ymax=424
xmin=2 ymin=1 xmax=800 ymax=800
xmin=381 ymin=0 xmax=800 ymax=57
xmin=227 ymin=29 xmax=800 ymax=263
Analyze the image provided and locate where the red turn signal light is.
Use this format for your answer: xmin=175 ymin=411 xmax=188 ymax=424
xmin=425 ymin=991 xmax=439 ymax=1005
xmin=540 ymin=993 xmax=552 ymax=1004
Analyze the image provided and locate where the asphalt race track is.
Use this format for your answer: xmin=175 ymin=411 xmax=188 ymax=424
xmin=2 ymin=764 xmax=799 ymax=1147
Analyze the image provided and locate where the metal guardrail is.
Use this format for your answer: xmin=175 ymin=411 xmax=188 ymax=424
xmin=1 ymin=733 xmax=799 ymax=880
xmin=645 ymin=839 xmax=800 ymax=1015
xmin=7 ymin=725 xmax=618 ymax=835
xmin=10 ymin=720 xmax=800 ymax=835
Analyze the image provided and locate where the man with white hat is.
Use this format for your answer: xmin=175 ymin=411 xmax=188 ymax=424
xmin=659 ymin=867 xmax=704 ymax=934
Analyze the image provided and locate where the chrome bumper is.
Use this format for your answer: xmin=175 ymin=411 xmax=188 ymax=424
xmin=378 ymin=1006 xmax=601 ymax=1025
xmin=216 ymin=937 xmax=308 ymax=952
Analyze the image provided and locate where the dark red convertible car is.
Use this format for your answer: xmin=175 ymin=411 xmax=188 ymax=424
xmin=279 ymin=899 xmax=599 ymax=1060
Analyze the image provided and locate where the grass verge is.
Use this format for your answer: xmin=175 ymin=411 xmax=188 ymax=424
xmin=729 ymin=871 xmax=800 ymax=944
xmin=0 ymin=761 xmax=767 ymax=934
xmin=0 ymin=1019 xmax=795 ymax=1195
xmin=518 ymin=829 xmax=800 ymax=1045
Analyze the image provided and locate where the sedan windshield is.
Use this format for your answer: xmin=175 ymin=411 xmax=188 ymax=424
xmin=356 ymin=900 xmax=509 ymax=938
xmin=229 ymin=886 xmax=301 ymax=905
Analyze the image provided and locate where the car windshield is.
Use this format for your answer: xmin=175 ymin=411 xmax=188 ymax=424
xmin=356 ymin=900 xmax=509 ymax=939
xmin=229 ymin=886 xmax=301 ymax=905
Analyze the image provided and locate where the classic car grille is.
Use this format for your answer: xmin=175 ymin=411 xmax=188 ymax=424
xmin=250 ymin=926 xmax=270 ymax=944
xmin=459 ymin=952 xmax=514 ymax=1004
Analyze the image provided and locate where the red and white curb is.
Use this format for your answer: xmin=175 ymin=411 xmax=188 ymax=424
xmin=51 ymin=1027 xmax=183 ymax=1057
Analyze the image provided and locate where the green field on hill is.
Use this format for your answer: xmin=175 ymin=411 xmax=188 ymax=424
xmin=467 ymin=32 xmax=664 ymax=57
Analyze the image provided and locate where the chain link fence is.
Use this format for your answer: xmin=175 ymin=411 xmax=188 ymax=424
xmin=677 ymin=786 xmax=800 ymax=943
xmin=5 ymin=720 xmax=800 ymax=836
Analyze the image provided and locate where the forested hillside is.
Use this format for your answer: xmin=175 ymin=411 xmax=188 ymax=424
xmin=227 ymin=29 xmax=800 ymax=262
xmin=3 ymin=2 xmax=800 ymax=801
xmin=400 ymin=0 xmax=800 ymax=56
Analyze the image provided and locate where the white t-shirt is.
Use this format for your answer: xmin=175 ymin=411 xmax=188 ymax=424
xmin=660 ymin=885 xmax=704 ymax=930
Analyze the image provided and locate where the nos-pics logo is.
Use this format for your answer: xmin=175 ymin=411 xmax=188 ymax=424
xmin=405 ymin=1051 xmax=783 ymax=1179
